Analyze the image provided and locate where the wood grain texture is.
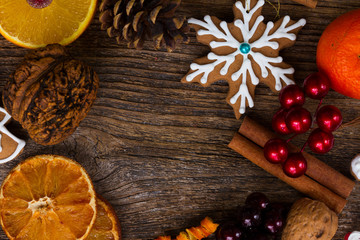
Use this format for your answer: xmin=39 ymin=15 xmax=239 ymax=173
xmin=0 ymin=0 xmax=360 ymax=239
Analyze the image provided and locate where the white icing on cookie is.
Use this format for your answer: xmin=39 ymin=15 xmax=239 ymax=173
xmin=348 ymin=231 xmax=360 ymax=240
xmin=251 ymin=16 xmax=306 ymax=50
xmin=351 ymin=155 xmax=360 ymax=181
xmin=185 ymin=0 xmax=306 ymax=116
xmin=0 ymin=107 xmax=25 ymax=164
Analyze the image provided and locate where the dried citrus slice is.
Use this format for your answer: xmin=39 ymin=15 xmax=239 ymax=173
xmin=86 ymin=196 xmax=121 ymax=240
xmin=0 ymin=0 xmax=97 ymax=48
xmin=0 ymin=155 xmax=97 ymax=240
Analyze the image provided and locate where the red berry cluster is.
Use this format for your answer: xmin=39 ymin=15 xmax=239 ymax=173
xmin=264 ymin=72 xmax=343 ymax=178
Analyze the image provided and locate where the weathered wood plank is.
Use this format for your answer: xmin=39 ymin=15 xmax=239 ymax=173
xmin=0 ymin=0 xmax=359 ymax=239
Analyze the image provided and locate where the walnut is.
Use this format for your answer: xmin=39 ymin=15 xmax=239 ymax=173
xmin=282 ymin=198 xmax=338 ymax=240
xmin=3 ymin=44 xmax=99 ymax=145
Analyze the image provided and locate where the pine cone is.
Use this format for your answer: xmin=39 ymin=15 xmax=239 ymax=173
xmin=99 ymin=0 xmax=189 ymax=52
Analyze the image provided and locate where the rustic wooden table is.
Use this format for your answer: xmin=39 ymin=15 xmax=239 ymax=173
xmin=0 ymin=0 xmax=359 ymax=239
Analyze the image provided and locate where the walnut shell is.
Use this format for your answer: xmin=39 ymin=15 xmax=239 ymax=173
xmin=3 ymin=44 xmax=99 ymax=145
xmin=282 ymin=198 xmax=338 ymax=240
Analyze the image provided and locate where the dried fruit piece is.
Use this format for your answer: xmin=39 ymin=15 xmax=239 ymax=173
xmin=155 ymin=217 xmax=218 ymax=240
xmin=157 ymin=237 xmax=171 ymax=240
xmin=86 ymin=196 xmax=121 ymax=240
xmin=3 ymin=44 xmax=99 ymax=145
xmin=99 ymin=0 xmax=189 ymax=52
xmin=0 ymin=155 xmax=97 ymax=240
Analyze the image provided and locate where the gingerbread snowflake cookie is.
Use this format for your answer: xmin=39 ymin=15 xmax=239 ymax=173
xmin=182 ymin=0 xmax=306 ymax=119
xmin=0 ymin=107 xmax=25 ymax=164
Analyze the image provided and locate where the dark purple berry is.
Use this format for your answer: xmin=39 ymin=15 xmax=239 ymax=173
xmin=269 ymin=202 xmax=287 ymax=218
xmin=245 ymin=192 xmax=270 ymax=210
xmin=246 ymin=230 xmax=272 ymax=240
xmin=215 ymin=222 xmax=244 ymax=240
xmin=237 ymin=206 xmax=262 ymax=229
xmin=263 ymin=210 xmax=285 ymax=234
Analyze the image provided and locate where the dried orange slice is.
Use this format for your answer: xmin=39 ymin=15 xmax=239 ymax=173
xmin=0 ymin=0 xmax=97 ymax=48
xmin=0 ymin=155 xmax=97 ymax=240
xmin=86 ymin=196 xmax=121 ymax=240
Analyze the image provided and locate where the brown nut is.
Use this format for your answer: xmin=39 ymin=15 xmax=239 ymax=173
xmin=2 ymin=44 xmax=99 ymax=145
xmin=282 ymin=198 xmax=338 ymax=240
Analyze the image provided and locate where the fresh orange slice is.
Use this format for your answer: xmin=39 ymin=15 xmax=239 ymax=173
xmin=0 ymin=0 xmax=97 ymax=48
xmin=0 ymin=155 xmax=97 ymax=240
xmin=86 ymin=196 xmax=121 ymax=240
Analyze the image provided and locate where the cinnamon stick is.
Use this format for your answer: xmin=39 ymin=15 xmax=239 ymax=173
xmin=238 ymin=116 xmax=355 ymax=199
xmin=291 ymin=0 xmax=318 ymax=8
xmin=229 ymin=133 xmax=347 ymax=214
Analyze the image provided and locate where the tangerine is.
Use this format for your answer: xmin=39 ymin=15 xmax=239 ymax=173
xmin=316 ymin=9 xmax=360 ymax=100
xmin=0 ymin=0 xmax=97 ymax=48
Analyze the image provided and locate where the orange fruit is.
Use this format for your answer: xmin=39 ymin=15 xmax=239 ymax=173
xmin=86 ymin=196 xmax=121 ymax=240
xmin=0 ymin=155 xmax=97 ymax=240
xmin=0 ymin=0 xmax=97 ymax=48
xmin=316 ymin=9 xmax=360 ymax=100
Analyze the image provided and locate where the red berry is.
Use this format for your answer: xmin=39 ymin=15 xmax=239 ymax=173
xmin=285 ymin=107 xmax=312 ymax=134
xmin=272 ymin=109 xmax=292 ymax=135
xmin=279 ymin=85 xmax=305 ymax=109
xmin=316 ymin=105 xmax=342 ymax=132
xmin=307 ymin=128 xmax=334 ymax=154
xmin=303 ymin=72 xmax=330 ymax=100
xmin=263 ymin=139 xmax=289 ymax=164
xmin=282 ymin=153 xmax=307 ymax=178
